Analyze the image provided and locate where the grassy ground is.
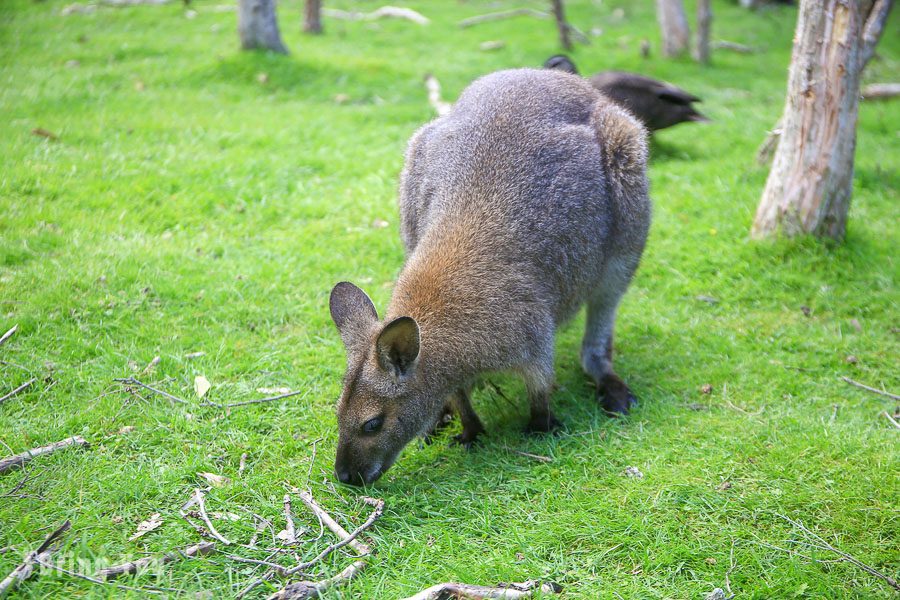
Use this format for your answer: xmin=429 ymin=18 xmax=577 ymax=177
xmin=1 ymin=0 xmax=898 ymax=597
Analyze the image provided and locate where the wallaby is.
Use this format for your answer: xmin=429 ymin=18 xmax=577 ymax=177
xmin=329 ymin=68 xmax=651 ymax=486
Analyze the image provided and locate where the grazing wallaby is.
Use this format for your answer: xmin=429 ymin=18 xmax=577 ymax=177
xmin=329 ymin=68 xmax=651 ymax=486
xmin=543 ymin=55 xmax=709 ymax=132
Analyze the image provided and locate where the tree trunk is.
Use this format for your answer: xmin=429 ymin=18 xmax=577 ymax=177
xmin=304 ymin=0 xmax=322 ymax=34
xmin=751 ymin=0 xmax=890 ymax=241
xmin=656 ymin=0 xmax=690 ymax=57
xmin=694 ymin=0 xmax=711 ymax=64
xmin=238 ymin=0 xmax=289 ymax=54
xmin=550 ymin=0 xmax=572 ymax=51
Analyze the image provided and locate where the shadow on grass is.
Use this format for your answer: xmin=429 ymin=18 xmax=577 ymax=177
xmin=649 ymin=135 xmax=707 ymax=162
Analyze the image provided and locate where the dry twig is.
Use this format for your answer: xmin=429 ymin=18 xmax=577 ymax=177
xmin=882 ymin=411 xmax=900 ymax=430
xmin=0 ymin=521 xmax=70 ymax=596
xmin=862 ymin=83 xmax=900 ymax=100
xmin=711 ymin=40 xmax=754 ymax=53
xmin=0 ymin=378 xmax=36 ymax=405
xmin=458 ymin=8 xmax=548 ymax=28
xmin=0 ymin=436 xmax=88 ymax=475
xmin=400 ymin=580 xmax=562 ymax=600
xmin=96 ymin=542 xmax=214 ymax=580
xmin=114 ymin=377 xmax=188 ymax=404
xmin=840 ymin=376 xmax=900 ymax=401
xmin=200 ymin=388 xmax=305 ymax=409
xmin=776 ymin=513 xmax=899 ymax=591
xmin=192 ymin=489 xmax=232 ymax=545
xmin=0 ymin=325 xmax=18 ymax=348
xmin=282 ymin=494 xmax=297 ymax=544
xmin=501 ymin=446 xmax=552 ymax=463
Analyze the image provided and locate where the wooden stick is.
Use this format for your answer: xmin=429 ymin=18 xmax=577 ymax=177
xmin=0 ymin=378 xmax=35 ymax=405
xmin=776 ymin=513 xmax=899 ymax=591
xmin=252 ymin=495 xmax=384 ymax=599
xmin=267 ymin=560 xmax=367 ymax=600
xmin=840 ymin=376 xmax=900 ymax=401
xmin=193 ymin=489 xmax=232 ymax=545
xmin=283 ymin=494 xmax=297 ymax=544
xmin=883 ymin=411 xmax=900 ymax=430
xmin=501 ymin=446 xmax=553 ymax=463
xmin=458 ymin=8 xmax=548 ymax=28
xmin=711 ymin=40 xmax=754 ymax=53
xmin=399 ymin=580 xmax=562 ymax=600
xmin=862 ymin=83 xmax=900 ymax=100
xmin=200 ymin=389 xmax=305 ymax=409
xmin=0 ymin=325 xmax=17 ymax=348
xmin=96 ymin=542 xmax=214 ymax=580
xmin=0 ymin=436 xmax=88 ymax=475
xmin=0 ymin=520 xmax=70 ymax=597
xmin=114 ymin=377 xmax=188 ymax=404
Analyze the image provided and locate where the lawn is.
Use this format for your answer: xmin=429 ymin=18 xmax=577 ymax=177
xmin=1 ymin=0 xmax=898 ymax=597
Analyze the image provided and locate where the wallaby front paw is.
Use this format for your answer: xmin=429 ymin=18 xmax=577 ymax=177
xmin=599 ymin=388 xmax=637 ymax=415
xmin=451 ymin=430 xmax=482 ymax=450
xmin=525 ymin=412 xmax=563 ymax=434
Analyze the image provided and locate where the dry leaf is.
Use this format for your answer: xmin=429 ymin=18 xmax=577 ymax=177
xmin=334 ymin=93 xmax=350 ymax=104
xmin=128 ymin=513 xmax=162 ymax=541
xmin=256 ymin=72 xmax=269 ymax=84
xmin=700 ymin=384 xmax=713 ymax=394
xmin=134 ymin=80 xmax=145 ymax=92
xmin=117 ymin=425 xmax=135 ymax=435
xmin=256 ymin=387 xmax=291 ymax=395
xmin=142 ymin=355 xmax=160 ymax=374
xmin=480 ymin=40 xmax=505 ymax=51
xmin=623 ymin=466 xmax=644 ymax=479
xmin=371 ymin=219 xmax=389 ymax=229
xmin=194 ymin=375 xmax=211 ymax=398
xmin=32 ymin=127 xmax=59 ymax=140
xmin=197 ymin=472 xmax=230 ymax=487
xmin=184 ymin=351 xmax=205 ymax=359
xmin=211 ymin=512 xmax=241 ymax=522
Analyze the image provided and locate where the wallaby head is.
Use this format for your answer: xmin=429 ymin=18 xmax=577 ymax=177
xmin=329 ymin=281 xmax=441 ymax=486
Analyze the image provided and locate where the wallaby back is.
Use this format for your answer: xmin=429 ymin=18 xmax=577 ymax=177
xmin=330 ymin=68 xmax=651 ymax=485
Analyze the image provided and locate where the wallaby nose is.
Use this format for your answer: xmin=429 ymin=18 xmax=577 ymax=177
xmin=336 ymin=469 xmax=352 ymax=484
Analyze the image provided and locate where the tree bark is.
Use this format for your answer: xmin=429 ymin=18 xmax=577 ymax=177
xmin=656 ymin=0 xmax=690 ymax=57
xmin=304 ymin=0 xmax=322 ymax=34
xmin=238 ymin=0 xmax=289 ymax=54
xmin=694 ymin=0 xmax=711 ymax=64
xmin=751 ymin=0 xmax=890 ymax=240
xmin=550 ymin=0 xmax=571 ymax=51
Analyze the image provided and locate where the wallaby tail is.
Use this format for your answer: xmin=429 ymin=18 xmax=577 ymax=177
xmin=590 ymin=99 xmax=649 ymax=203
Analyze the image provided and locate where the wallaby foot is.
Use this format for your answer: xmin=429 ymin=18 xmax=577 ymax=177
xmin=423 ymin=404 xmax=454 ymax=445
xmin=525 ymin=410 xmax=563 ymax=434
xmin=598 ymin=372 xmax=637 ymax=415
xmin=449 ymin=388 xmax=485 ymax=450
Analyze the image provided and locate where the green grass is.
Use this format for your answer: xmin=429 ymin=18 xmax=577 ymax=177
xmin=1 ymin=0 xmax=898 ymax=597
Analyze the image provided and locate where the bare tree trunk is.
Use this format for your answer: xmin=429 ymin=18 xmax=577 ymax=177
xmin=694 ymin=0 xmax=711 ymax=64
xmin=751 ymin=0 xmax=891 ymax=241
xmin=238 ymin=0 xmax=289 ymax=54
xmin=550 ymin=0 xmax=571 ymax=51
xmin=656 ymin=0 xmax=690 ymax=57
xmin=304 ymin=0 xmax=322 ymax=34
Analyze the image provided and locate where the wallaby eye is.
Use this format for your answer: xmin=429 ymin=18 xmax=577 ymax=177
xmin=362 ymin=416 xmax=384 ymax=434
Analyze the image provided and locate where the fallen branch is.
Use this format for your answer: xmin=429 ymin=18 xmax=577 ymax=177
xmin=0 ymin=325 xmax=17 ymax=348
xmin=96 ymin=542 xmax=214 ymax=580
xmin=862 ymin=83 xmax=900 ymax=100
xmin=283 ymin=494 xmax=297 ymax=544
xmin=424 ymin=74 xmax=452 ymax=117
xmin=245 ymin=495 xmax=384 ymax=599
xmin=400 ymin=580 xmax=562 ymax=600
xmin=0 ymin=378 xmax=36 ymax=405
xmin=114 ymin=377 xmax=188 ymax=405
xmin=840 ymin=376 xmax=900 ymax=401
xmin=200 ymin=389 xmax=305 ymax=409
xmin=776 ymin=513 xmax=899 ymax=591
xmin=883 ymin=411 xmax=900 ymax=430
xmin=711 ymin=40 xmax=754 ymax=53
xmin=0 ymin=520 xmax=70 ymax=597
xmin=0 ymin=436 xmax=88 ymax=475
xmin=323 ymin=6 xmax=429 ymax=25
xmin=192 ymin=489 xmax=232 ymax=545
xmin=458 ymin=8 xmax=548 ymax=28
xmin=268 ymin=560 xmax=367 ymax=600
xmin=501 ymin=446 xmax=552 ymax=463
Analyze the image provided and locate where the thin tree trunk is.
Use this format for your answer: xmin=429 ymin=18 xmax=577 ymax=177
xmin=238 ymin=0 xmax=289 ymax=54
xmin=550 ymin=0 xmax=571 ymax=51
xmin=656 ymin=0 xmax=690 ymax=57
xmin=752 ymin=0 xmax=890 ymax=240
xmin=694 ymin=0 xmax=711 ymax=64
xmin=304 ymin=0 xmax=322 ymax=34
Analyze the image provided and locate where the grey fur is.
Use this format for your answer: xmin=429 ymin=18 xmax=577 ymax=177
xmin=330 ymin=68 xmax=651 ymax=486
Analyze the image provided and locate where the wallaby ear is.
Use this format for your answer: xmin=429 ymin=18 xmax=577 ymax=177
xmin=375 ymin=316 xmax=420 ymax=378
xmin=329 ymin=282 xmax=378 ymax=345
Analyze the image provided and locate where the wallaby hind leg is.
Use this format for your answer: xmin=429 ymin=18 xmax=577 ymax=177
xmin=581 ymin=278 xmax=637 ymax=415
xmin=521 ymin=362 xmax=562 ymax=433
xmin=450 ymin=388 xmax=484 ymax=449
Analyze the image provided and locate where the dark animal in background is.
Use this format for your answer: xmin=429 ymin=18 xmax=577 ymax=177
xmin=329 ymin=68 xmax=651 ymax=486
xmin=544 ymin=54 xmax=709 ymax=131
